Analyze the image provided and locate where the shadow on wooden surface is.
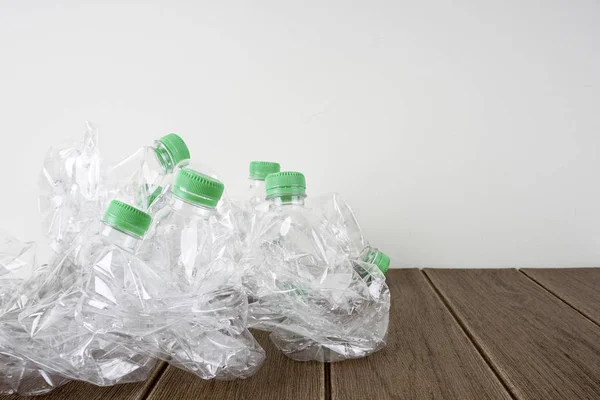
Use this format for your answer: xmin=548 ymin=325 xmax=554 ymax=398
xmin=146 ymin=330 xmax=324 ymax=400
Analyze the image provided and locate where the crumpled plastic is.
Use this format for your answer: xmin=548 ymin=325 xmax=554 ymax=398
xmin=39 ymin=122 xmax=104 ymax=254
xmin=0 ymin=233 xmax=70 ymax=395
xmin=38 ymin=123 xmax=186 ymax=255
xmin=243 ymin=193 xmax=390 ymax=362
xmin=2 ymin=126 xmax=267 ymax=394
xmin=0 ymin=221 xmax=157 ymax=386
xmin=80 ymin=191 xmax=265 ymax=380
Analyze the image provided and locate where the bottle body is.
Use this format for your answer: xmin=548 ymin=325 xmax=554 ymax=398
xmin=0 ymin=220 xmax=156 ymax=386
xmin=247 ymin=178 xmax=268 ymax=209
xmin=246 ymin=192 xmax=390 ymax=362
xmin=129 ymin=194 xmax=265 ymax=380
xmin=312 ymin=193 xmax=367 ymax=259
xmin=105 ymin=141 xmax=178 ymax=211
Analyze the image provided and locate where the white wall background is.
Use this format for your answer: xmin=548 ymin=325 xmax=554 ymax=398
xmin=1 ymin=0 xmax=599 ymax=268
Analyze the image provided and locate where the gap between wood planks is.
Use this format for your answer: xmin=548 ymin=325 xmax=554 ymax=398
xmin=140 ymin=363 xmax=168 ymax=400
xmin=518 ymin=269 xmax=600 ymax=330
xmin=324 ymin=363 xmax=331 ymax=400
xmin=421 ymin=270 xmax=519 ymax=400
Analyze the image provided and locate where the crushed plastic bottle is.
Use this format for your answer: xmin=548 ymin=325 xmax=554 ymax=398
xmin=312 ymin=193 xmax=390 ymax=274
xmin=0 ymin=234 xmax=70 ymax=396
xmin=104 ymin=133 xmax=190 ymax=211
xmin=0 ymin=201 xmax=157 ymax=386
xmin=82 ymin=168 xmax=265 ymax=380
xmin=40 ymin=127 xmax=190 ymax=255
xmin=244 ymin=172 xmax=390 ymax=362
xmin=39 ymin=122 xmax=103 ymax=253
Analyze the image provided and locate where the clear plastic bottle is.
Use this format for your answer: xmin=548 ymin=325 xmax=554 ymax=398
xmin=247 ymin=161 xmax=280 ymax=208
xmin=105 ymin=133 xmax=190 ymax=211
xmin=117 ymin=168 xmax=265 ymax=380
xmin=78 ymin=201 xmax=167 ymax=339
xmin=1 ymin=201 xmax=157 ymax=386
xmin=246 ymin=172 xmax=390 ymax=362
xmin=237 ymin=161 xmax=281 ymax=253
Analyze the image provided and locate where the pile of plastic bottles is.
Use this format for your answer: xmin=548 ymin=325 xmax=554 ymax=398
xmin=0 ymin=123 xmax=391 ymax=395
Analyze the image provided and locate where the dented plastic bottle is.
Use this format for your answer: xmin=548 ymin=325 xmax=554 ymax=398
xmin=85 ymin=168 xmax=265 ymax=380
xmin=105 ymin=133 xmax=190 ymax=211
xmin=39 ymin=126 xmax=190 ymax=255
xmin=0 ymin=201 xmax=157 ymax=386
xmin=245 ymin=172 xmax=390 ymax=362
xmin=314 ymin=192 xmax=390 ymax=275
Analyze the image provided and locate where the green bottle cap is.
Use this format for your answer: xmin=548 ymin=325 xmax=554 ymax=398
xmin=102 ymin=200 xmax=152 ymax=238
xmin=249 ymin=161 xmax=281 ymax=180
xmin=172 ymin=168 xmax=224 ymax=208
xmin=265 ymin=171 xmax=306 ymax=198
xmin=365 ymin=248 xmax=390 ymax=274
xmin=159 ymin=133 xmax=191 ymax=166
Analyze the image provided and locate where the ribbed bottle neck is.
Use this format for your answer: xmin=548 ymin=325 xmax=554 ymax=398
xmin=100 ymin=222 xmax=141 ymax=252
xmin=153 ymin=141 xmax=176 ymax=173
xmin=268 ymin=195 xmax=306 ymax=207
xmin=169 ymin=195 xmax=215 ymax=219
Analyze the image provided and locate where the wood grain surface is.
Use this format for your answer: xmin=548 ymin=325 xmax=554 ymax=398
xmin=521 ymin=268 xmax=600 ymax=326
xmin=146 ymin=330 xmax=324 ymax=400
xmin=0 ymin=362 xmax=166 ymax=400
xmin=330 ymin=269 xmax=512 ymax=400
xmin=425 ymin=268 xmax=600 ymax=400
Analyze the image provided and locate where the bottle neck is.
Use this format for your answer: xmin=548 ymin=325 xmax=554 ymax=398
xmin=169 ymin=194 xmax=215 ymax=219
xmin=153 ymin=141 xmax=176 ymax=173
xmin=268 ymin=194 xmax=306 ymax=207
xmin=248 ymin=178 xmax=266 ymax=195
xmin=100 ymin=222 xmax=142 ymax=253
xmin=249 ymin=177 xmax=266 ymax=186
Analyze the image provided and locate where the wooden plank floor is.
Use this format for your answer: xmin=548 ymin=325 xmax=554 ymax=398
xmin=330 ymin=270 xmax=512 ymax=400
xmin=2 ymin=268 xmax=600 ymax=399
xmin=425 ymin=269 xmax=600 ymax=400
xmin=522 ymin=268 xmax=600 ymax=326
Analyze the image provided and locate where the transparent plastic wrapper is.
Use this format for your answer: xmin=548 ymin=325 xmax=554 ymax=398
xmin=0 ymin=234 xmax=37 ymax=310
xmin=0 ymin=234 xmax=70 ymax=395
xmin=0 ymin=208 xmax=157 ymax=386
xmin=39 ymin=122 xmax=103 ymax=253
xmin=39 ymin=124 xmax=191 ymax=254
xmin=244 ymin=172 xmax=390 ymax=362
xmin=80 ymin=169 xmax=265 ymax=380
